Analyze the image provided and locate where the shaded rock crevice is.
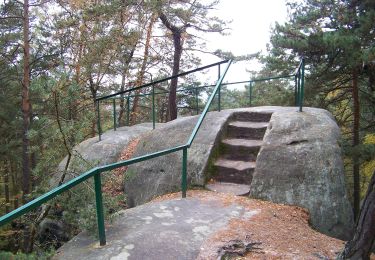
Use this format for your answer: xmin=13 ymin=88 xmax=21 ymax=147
xmin=206 ymin=111 xmax=272 ymax=196
xmin=287 ymin=139 xmax=308 ymax=145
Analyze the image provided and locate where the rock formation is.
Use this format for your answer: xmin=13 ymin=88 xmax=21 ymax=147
xmin=124 ymin=111 xmax=231 ymax=206
xmin=249 ymin=108 xmax=354 ymax=240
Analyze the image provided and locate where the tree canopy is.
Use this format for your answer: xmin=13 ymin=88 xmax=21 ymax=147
xmin=263 ymin=0 xmax=375 ymax=218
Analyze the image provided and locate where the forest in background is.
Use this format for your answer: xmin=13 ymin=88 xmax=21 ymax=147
xmin=0 ymin=0 xmax=374 ymax=257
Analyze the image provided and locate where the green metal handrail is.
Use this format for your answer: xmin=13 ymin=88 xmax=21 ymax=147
xmin=187 ymin=60 xmax=232 ymax=147
xmin=105 ymin=85 xmax=213 ymax=100
xmin=248 ymin=74 xmax=295 ymax=107
xmin=96 ymin=60 xmax=228 ymax=102
xmin=0 ymin=60 xmax=232 ymax=247
xmin=0 ymin=58 xmax=304 ymax=248
xmin=96 ymin=60 xmax=227 ymax=140
xmin=101 ymin=84 xmax=215 ymax=132
xmin=101 ymin=58 xmax=305 ymax=136
xmin=294 ymin=58 xmax=305 ymax=112
xmin=0 ymin=144 xmax=189 ymax=246
xmin=187 ymin=58 xmax=304 ymax=110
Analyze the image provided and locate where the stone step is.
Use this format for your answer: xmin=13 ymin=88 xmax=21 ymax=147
xmin=206 ymin=182 xmax=250 ymax=196
xmin=227 ymin=121 xmax=269 ymax=139
xmin=213 ymin=158 xmax=255 ymax=184
xmin=221 ymin=138 xmax=262 ymax=161
xmin=214 ymin=158 xmax=256 ymax=171
xmin=231 ymin=112 xmax=273 ymax=122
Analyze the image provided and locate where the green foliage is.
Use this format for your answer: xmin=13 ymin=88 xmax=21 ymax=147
xmin=57 ymin=183 xmax=125 ymax=237
xmin=263 ymin=0 xmax=375 ymax=205
xmin=0 ymin=0 xmax=235 ymax=255
xmin=124 ymin=169 xmax=137 ymax=182
xmin=0 ymin=250 xmax=54 ymax=260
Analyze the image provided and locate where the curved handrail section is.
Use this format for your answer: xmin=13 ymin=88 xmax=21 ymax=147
xmin=95 ymin=60 xmax=229 ymax=102
xmin=95 ymin=60 xmax=229 ymax=140
xmin=187 ymin=60 xmax=232 ymax=147
xmin=0 ymin=58 xmax=305 ymax=248
xmin=95 ymin=58 xmax=305 ymax=140
xmin=0 ymin=60 xmax=233 ymax=247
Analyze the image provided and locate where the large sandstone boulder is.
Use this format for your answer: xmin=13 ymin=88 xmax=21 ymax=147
xmin=249 ymin=108 xmax=354 ymax=240
xmin=52 ymin=123 xmax=154 ymax=186
xmin=124 ymin=111 xmax=232 ymax=206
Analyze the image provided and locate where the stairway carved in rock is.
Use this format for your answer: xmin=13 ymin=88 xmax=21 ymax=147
xmin=206 ymin=112 xmax=272 ymax=196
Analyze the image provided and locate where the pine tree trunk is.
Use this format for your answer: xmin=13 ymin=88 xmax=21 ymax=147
xmin=118 ymin=44 xmax=137 ymax=126
xmin=352 ymin=70 xmax=360 ymax=219
xmin=89 ymin=76 xmax=98 ymax=137
xmin=4 ymin=160 xmax=10 ymax=213
xmin=118 ymin=74 xmax=127 ymax=126
xmin=22 ymin=2 xmax=32 ymax=251
xmin=131 ymin=14 xmax=157 ymax=124
xmin=158 ymin=12 xmax=185 ymax=121
xmin=338 ymin=170 xmax=375 ymax=260
xmin=168 ymin=31 xmax=182 ymax=121
xmin=22 ymin=0 xmax=31 ymax=201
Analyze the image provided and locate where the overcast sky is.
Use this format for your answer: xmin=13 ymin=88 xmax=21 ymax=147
xmin=197 ymin=0 xmax=289 ymax=84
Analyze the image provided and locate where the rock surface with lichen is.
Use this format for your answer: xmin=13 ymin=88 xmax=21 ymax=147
xmin=249 ymin=109 xmax=354 ymax=240
xmin=124 ymin=111 xmax=231 ymax=207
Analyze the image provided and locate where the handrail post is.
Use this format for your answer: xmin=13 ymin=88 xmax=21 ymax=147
xmin=195 ymin=88 xmax=199 ymax=115
xmin=94 ymin=172 xmax=106 ymax=246
xmin=299 ymin=58 xmax=305 ymax=112
xmin=113 ymin=99 xmax=116 ymax=131
xmin=186 ymin=60 xmax=232 ymax=147
xmin=152 ymin=84 xmax=155 ymax=129
xmin=217 ymin=64 xmax=221 ymax=111
xmin=249 ymin=81 xmax=252 ymax=107
xmin=297 ymin=71 xmax=301 ymax=107
xmin=126 ymin=95 xmax=130 ymax=126
xmin=294 ymin=75 xmax=298 ymax=106
xmin=181 ymin=147 xmax=187 ymax=198
xmin=96 ymin=101 xmax=102 ymax=141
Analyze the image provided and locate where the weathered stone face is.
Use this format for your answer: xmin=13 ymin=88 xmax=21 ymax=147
xmin=52 ymin=123 xmax=155 ymax=186
xmin=54 ymin=106 xmax=354 ymax=241
xmin=124 ymin=111 xmax=231 ymax=207
xmin=249 ymin=109 xmax=354 ymax=240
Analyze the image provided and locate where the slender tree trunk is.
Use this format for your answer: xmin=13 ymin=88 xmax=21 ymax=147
xmin=159 ymin=12 xmax=187 ymax=121
xmin=89 ymin=76 xmax=98 ymax=137
xmin=10 ymin=159 xmax=19 ymax=209
xmin=30 ymin=110 xmax=37 ymax=171
xmin=338 ymin=170 xmax=375 ymax=260
xmin=22 ymin=3 xmax=32 ymax=251
xmin=130 ymin=14 xmax=157 ymax=124
xmin=118 ymin=44 xmax=137 ymax=126
xmin=22 ymin=0 xmax=31 ymax=202
xmin=352 ymin=70 xmax=360 ymax=219
xmin=168 ymin=31 xmax=182 ymax=121
xmin=9 ymin=161 xmax=18 ymax=197
xmin=26 ymin=92 xmax=74 ymax=252
xmin=4 ymin=160 xmax=10 ymax=213
xmin=118 ymin=73 xmax=127 ymax=126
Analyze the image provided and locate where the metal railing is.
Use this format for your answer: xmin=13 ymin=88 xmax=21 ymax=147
xmin=95 ymin=60 xmax=227 ymax=141
xmin=101 ymin=84 xmax=214 ymax=132
xmin=294 ymin=58 xmax=305 ymax=112
xmin=0 ymin=58 xmax=305 ymax=247
xmin=98 ymin=57 xmax=305 ymax=138
xmin=0 ymin=60 xmax=232 ymax=246
xmin=215 ymin=58 xmax=305 ymax=109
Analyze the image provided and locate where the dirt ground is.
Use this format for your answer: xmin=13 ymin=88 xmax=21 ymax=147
xmin=106 ymin=141 xmax=372 ymax=260
xmin=154 ymin=190 xmax=348 ymax=260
